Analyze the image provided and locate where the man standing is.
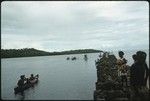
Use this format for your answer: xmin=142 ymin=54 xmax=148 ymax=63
xmin=116 ymin=51 xmax=128 ymax=86
xmin=130 ymin=51 xmax=149 ymax=101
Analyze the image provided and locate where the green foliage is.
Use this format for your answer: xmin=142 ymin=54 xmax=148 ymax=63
xmin=1 ymin=48 xmax=102 ymax=58
xmin=1 ymin=48 xmax=50 ymax=58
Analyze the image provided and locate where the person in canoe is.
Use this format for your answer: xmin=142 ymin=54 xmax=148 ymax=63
xmin=29 ymin=74 xmax=35 ymax=81
xmin=84 ymin=54 xmax=88 ymax=61
xmin=28 ymin=74 xmax=39 ymax=84
xmin=17 ymin=75 xmax=26 ymax=95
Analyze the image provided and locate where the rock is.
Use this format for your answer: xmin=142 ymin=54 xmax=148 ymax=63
xmin=94 ymin=52 xmax=129 ymax=100
xmin=94 ymin=52 xmax=149 ymax=101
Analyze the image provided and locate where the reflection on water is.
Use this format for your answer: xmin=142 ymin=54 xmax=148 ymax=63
xmin=14 ymin=91 xmax=25 ymax=100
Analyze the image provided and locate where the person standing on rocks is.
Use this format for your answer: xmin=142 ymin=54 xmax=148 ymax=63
xmin=130 ymin=51 xmax=149 ymax=101
xmin=130 ymin=51 xmax=149 ymax=87
xmin=116 ymin=51 xmax=128 ymax=86
xmin=130 ymin=54 xmax=137 ymax=86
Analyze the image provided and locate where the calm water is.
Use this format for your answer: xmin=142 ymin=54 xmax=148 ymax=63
xmin=1 ymin=50 xmax=149 ymax=100
xmin=1 ymin=53 xmax=99 ymax=100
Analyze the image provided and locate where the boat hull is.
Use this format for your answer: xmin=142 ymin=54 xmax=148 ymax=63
xmin=14 ymin=78 xmax=38 ymax=94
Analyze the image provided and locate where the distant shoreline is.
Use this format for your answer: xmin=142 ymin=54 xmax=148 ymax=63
xmin=1 ymin=52 xmax=100 ymax=59
xmin=1 ymin=48 xmax=102 ymax=59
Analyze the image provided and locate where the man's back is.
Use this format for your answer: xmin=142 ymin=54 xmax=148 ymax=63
xmin=131 ymin=62 xmax=148 ymax=86
xmin=17 ymin=79 xmax=24 ymax=87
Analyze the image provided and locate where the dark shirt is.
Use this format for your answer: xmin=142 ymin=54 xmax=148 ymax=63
xmin=130 ymin=62 xmax=149 ymax=87
xmin=17 ymin=79 xmax=25 ymax=87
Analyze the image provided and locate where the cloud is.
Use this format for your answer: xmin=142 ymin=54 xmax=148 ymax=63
xmin=1 ymin=1 xmax=149 ymax=51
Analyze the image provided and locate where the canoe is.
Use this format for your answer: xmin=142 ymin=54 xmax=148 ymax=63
xmin=14 ymin=75 xmax=39 ymax=94
xmin=71 ymin=57 xmax=76 ymax=60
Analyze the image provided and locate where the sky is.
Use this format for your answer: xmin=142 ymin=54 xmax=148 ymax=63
xmin=1 ymin=1 xmax=149 ymax=52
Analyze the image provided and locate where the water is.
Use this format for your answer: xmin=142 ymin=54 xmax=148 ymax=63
xmin=1 ymin=50 xmax=149 ymax=100
xmin=1 ymin=53 xmax=99 ymax=100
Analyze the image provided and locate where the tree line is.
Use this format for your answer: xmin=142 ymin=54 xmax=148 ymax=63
xmin=1 ymin=48 xmax=50 ymax=58
xmin=1 ymin=48 xmax=102 ymax=58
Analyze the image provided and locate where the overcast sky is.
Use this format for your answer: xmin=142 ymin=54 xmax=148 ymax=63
xmin=1 ymin=1 xmax=149 ymax=52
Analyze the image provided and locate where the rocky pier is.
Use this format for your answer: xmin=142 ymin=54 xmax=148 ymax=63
xmin=93 ymin=52 xmax=149 ymax=101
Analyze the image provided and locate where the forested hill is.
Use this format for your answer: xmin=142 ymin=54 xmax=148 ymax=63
xmin=1 ymin=48 xmax=50 ymax=58
xmin=1 ymin=48 xmax=102 ymax=58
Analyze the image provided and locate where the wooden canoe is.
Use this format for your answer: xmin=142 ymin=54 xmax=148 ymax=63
xmin=14 ymin=74 xmax=39 ymax=94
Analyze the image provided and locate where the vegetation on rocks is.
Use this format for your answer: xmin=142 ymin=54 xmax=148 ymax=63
xmin=94 ymin=52 xmax=130 ymax=101
xmin=94 ymin=52 xmax=149 ymax=101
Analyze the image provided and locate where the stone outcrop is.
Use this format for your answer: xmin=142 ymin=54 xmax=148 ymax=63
xmin=94 ymin=52 xmax=130 ymax=101
xmin=94 ymin=52 xmax=149 ymax=101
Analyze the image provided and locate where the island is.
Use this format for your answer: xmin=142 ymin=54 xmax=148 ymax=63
xmin=1 ymin=48 xmax=103 ymax=58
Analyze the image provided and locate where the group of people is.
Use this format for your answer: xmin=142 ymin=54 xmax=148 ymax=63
xmin=17 ymin=74 xmax=36 ymax=88
xmin=116 ymin=50 xmax=149 ymax=99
